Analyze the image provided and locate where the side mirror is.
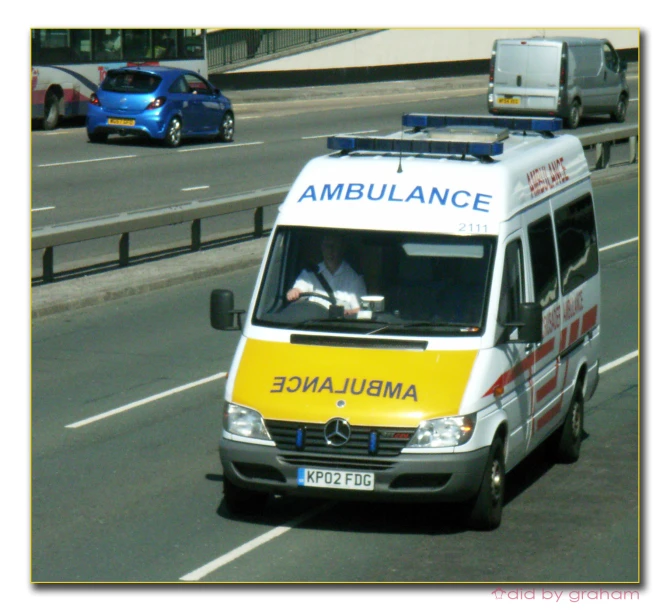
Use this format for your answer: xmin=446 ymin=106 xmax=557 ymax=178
xmin=505 ymin=302 xmax=543 ymax=344
xmin=210 ymin=289 xmax=245 ymax=331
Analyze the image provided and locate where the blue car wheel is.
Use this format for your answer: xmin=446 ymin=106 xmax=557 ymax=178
xmin=163 ymin=116 xmax=182 ymax=147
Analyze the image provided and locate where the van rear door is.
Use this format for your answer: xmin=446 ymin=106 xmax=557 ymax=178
xmin=492 ymin=39 xmax=562 ymax=112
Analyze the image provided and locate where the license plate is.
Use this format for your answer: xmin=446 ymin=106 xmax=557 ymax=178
xmin=497 ymin=97 xmax=520 ymax=105
xmin=298 ymin=467 xmax=374 ymax=491
xmin=108 ymin=117 xmax=135 ymax=126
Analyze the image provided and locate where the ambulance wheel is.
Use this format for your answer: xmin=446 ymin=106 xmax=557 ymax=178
xmin=551 ymin=387 xmax=584 ymax=464
xmin=466 ymin=437 xmax=505 ymax=531
xmin=223 ymin=476 xmax=268 ymax=516
xmin=566 ymin=100 xmax=581 ymax=129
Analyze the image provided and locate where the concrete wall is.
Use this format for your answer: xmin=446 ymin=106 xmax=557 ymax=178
xmin=231 ymin=29 xmax=639 ymax=73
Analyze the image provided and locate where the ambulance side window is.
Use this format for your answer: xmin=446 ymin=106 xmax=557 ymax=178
xmin=554 ymin=195 xmax=599 ymax=294
xmin=528 ymin=216 xmax=559 ymax=308
xmin=497 ymin=238 xmax=525 ymax=341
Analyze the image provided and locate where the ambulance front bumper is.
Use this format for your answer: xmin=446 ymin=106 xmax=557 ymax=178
xmin=220 ymin=438 xmax=490 ymax=502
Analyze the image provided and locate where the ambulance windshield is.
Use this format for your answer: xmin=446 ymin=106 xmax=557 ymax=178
xmin=253 ymin=227 xmax=496 ymax=336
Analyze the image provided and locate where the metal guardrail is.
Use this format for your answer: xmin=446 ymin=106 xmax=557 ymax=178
xmin=32 ymin=127 xmax=638 ymax=284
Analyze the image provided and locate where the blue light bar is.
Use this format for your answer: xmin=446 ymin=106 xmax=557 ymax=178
xmin=296 ymin=427 xmax=305 ymax=450
xmin=402 ymin=113 xmax=563 ymax=132
xmin=327 ymin=135 xmax=503 ymax=157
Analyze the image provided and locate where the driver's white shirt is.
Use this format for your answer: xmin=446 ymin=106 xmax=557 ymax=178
xmin=293 ymin=261 xmax=367 ymax=310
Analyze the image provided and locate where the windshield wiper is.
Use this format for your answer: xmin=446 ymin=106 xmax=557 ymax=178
xmin=290 ymin=318 xmax=389 ymax=330
xmin=367 ymin=321 xmax=479 ymax=335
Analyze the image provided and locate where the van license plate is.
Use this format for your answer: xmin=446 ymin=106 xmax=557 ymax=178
xmin=497 ymin=97 xmax=520 ymax=105
xmin=108 ymin=118 xmax=135 ymax=126
xmin=298 ymin=468 xmax=374 ymax=491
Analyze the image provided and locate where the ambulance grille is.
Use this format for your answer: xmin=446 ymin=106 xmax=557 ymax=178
xmin=265 ymin=420 xmax=415 ymax=456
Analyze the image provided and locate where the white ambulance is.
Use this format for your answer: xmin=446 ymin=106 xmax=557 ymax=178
xmin=210 ymin=114 xmax=601 ymax=530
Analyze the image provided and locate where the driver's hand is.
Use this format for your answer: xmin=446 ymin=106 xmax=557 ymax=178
xmin=286 ymin=288 xmax=301 ymax=301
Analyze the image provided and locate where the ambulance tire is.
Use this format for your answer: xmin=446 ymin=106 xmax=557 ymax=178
xmin=223 ymin=476 xmax=269 ymax=516
xmin=551 ymin=387 xmax=584 ymax=464
xmin=466 ymin=436 xmax=505 ymax=531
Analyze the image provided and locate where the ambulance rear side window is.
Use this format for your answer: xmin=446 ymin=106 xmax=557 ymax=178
xmin=528 ymin=215 xmax=559 ymax=308
xmin=554 ymin=194 xmax=599 ymax=294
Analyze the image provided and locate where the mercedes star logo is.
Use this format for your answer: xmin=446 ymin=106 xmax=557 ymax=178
xmin=324 ymin=418 xmax=351 ymax=447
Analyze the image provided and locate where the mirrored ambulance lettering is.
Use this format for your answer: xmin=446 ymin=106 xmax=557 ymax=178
xmin=270 ymin=376 xmax=418 ymax=401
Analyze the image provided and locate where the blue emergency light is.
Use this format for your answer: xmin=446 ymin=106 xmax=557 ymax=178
xmin=326 ymin=135 xmax=504 ymax=157
xmin=402 ymin=113 xmax=563 ymax=132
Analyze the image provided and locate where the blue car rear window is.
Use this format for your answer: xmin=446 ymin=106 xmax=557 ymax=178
xmin=102 ymin=70 xmax=162 ymax=94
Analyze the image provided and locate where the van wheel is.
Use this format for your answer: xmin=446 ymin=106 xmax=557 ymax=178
xmin=566 ymin=100 xmax=581 ymax=129
xmin=43 ymin=91 xmax=60 ymax=131
xmin=466 ymin=437 xmax=505 ymax=531
xmin=551 ymin=387 xmax=584 ymax=463
xmin=223 ymin=476 xmax=269 ymax=516
xmin=611 ymin=95 xmax=628 ymax=123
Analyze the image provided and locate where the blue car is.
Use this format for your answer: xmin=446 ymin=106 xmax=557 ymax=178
xmin=86 ymin=66 xmax=234 ymax=147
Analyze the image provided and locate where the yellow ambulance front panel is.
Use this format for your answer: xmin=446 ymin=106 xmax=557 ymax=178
xmin=231 ymin=338 xmax=478 ymax=427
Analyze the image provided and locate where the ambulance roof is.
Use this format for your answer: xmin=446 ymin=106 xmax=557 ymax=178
xmin=277 ymin=114 xmax=590 ymax=236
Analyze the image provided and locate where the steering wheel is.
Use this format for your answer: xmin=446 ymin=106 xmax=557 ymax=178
xmin=293 ymin=291 xmax=337 ymax=308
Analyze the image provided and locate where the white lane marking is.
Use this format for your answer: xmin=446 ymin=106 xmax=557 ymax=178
xmin=178 ymin=141 xmax=264 ymax=153
xmin=301 ymin=129 xmax=379 ymax=140
xmin=599 ymin=236 xmax=638 ymax=252
xmin=31 ymin=206 xmax=55 ymax=212
xmin=180 ymin=502 xmax=334 ymax=582
xmin=37 ymin=155 xmax=137 ymax=168
xmin=600 ymin=350 xmax=638 ymax=374
xmin=181 ymin=185 xmax=210 ymax=192
xmin=64 ymin=372 xmax=228 ymax=429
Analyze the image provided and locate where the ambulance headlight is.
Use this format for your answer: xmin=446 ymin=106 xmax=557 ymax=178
xmin=223 ymin=402 xmax=271 ymax=441
xmin=407 ymin=415 xmax=476 ymax=448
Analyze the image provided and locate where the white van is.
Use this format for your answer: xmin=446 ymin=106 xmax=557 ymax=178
xmin=210 ymin=114 xmax=601 ymax=530
xmin=488 ymin=37 xmax=629 ymax=129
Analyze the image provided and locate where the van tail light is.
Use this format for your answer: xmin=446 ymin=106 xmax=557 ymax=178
xmin=559 ymin=44 xmax=568 ymax=87
xmin=146 ymin=96 xmax=166 ymax=110
xmin=89 ymin=93 xmax=100 ymax=106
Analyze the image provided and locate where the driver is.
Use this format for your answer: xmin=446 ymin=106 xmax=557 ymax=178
xmin=286 ymin=234 xmax=367 ymax=314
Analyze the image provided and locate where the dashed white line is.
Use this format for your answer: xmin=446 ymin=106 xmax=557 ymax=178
xmin=599 ymin=236 xmax=638 ymax=252
xmin=178 ymin=141 xmax=264 ymax=153
xmin=301 ymin=129 xmax=379 ymax=140
xmin=31 ymin=206 xmax=55 ymax=212
xmin=37 ymin=155 xmax=137 ymax=168
xmin=181 ymin=185 xmax=210 ymax=192
xmin=600 ymin=350 xmax=638 ymax=373
xmin=179 ymin=502 xmax=334 ymax=581
xmin=64 ymin=372 xmax=227 ymax=429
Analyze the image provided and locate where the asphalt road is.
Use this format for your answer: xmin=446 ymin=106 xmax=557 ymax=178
xmin=31 ymin=176 xmax=638 ymax=583
xmin=30 ymin=70 xmax=639 ymax=279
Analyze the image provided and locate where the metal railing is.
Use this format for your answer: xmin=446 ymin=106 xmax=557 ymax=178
xmin=207 ymin=29 xmax=361 ymax=72
xmin=32 ymin=127 xmax=638 ymax=284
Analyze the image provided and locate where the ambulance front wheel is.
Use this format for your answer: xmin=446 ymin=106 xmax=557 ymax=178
xmin=466 ymin=437 xmax=505 ymax=531
xmin=223 ymin=476 xmax=269 ymax=516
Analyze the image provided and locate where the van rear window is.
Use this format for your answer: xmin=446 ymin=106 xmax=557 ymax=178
xmin=102 ymin=70 xmax=161 ymax=94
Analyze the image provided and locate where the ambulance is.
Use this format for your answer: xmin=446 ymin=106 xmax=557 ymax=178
xmin=210 ymin=114 xmax=601 ymax=530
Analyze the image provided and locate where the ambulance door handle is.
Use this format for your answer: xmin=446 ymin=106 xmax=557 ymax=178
xmin=517 ymin=75 xmax=522 ymax=87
